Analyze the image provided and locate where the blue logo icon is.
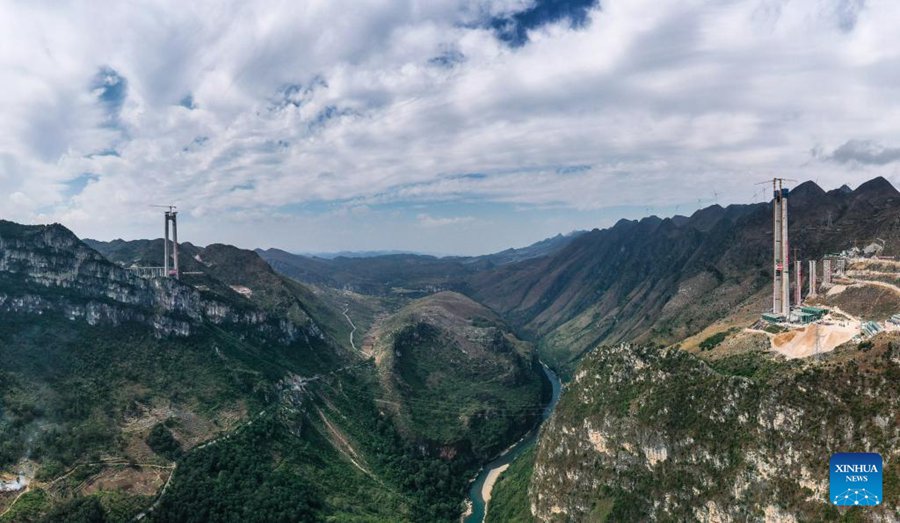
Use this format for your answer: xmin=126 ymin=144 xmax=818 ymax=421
xmin=830 ymin=453 xmax=882 ymax=506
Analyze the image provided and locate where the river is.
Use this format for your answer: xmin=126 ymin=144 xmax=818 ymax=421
xmin=463 ymin=363 xmax=562 ymax=523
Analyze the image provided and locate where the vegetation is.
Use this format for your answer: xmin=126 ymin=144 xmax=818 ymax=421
xmin=826 ymin=284 xmax=900 ymax=321
xmin=307 ymin=363 xmax=492 ymax=521
xmin=0 ymin=315 xmax=257 ymax=469
xmin=378 ymin=293 xmax=547 ymax=462
xmin=146 ymin=423 xmax=182 ymax=461
xmin=0 ymin=490 xmax=150 ymax=523
xmin=0 ymin=489 xmax=49 ymax=522
xmin=708 ymin=351 xmax=784 ymax=381
xmin=0 ymin=309 xmax=488 ymax=521
xmin=698 ymin=328 xmax=737 ymax=351
xmin=0 ymin=310 xmax=342 ymax=516
xmin=485 ymin=446 xmax=535 ymax=523
xmin=42 ymin=497 xmax=106 ymax=522
xmin=152 ymin=416 xmax=320 ymax=522
xmin=530 ymin=343 xmax=900 ymax=520
xmin=154 ymin=371 xmax=480 ymax=522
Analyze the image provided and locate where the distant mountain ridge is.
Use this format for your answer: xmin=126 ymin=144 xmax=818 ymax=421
xmin=255 ymin=230 xmax=586 ymax=296
xmin=469 ymin=177 xmax=900 ymax=372
xmin=476 ymin=231 xmax=588 ymax=266
xmin=251 ymin=177 xmax=900 ymax=373
xmin=267 ymin=231 xmax=586 ymax=262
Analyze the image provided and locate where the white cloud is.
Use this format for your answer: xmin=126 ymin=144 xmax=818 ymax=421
xmin=1 ymin=0 xmax=899 ymax=253
xmin=417 ymin=213 xmax=475 ymax=228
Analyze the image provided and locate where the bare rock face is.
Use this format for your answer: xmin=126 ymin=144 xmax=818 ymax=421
xmin=0 ymin=220 xmax=316 ymax=343
xmin=529 ymin=344 xmax=900 ymax=522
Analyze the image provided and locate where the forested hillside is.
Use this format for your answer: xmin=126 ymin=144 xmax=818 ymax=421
xmin=527 ymin=341 xmax=900 ymax=521
xmin=0 ymin=221 xmax=548 ymax=521
xmin=370 ymin=292 xmax=548 ymax=462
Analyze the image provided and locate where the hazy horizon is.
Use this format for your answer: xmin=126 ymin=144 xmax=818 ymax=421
xmin=23 ymin=175 xmax=890 ymax=257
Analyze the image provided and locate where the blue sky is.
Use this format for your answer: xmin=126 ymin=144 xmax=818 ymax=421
xmin=1 ymin=0 xmax=899 ymax=255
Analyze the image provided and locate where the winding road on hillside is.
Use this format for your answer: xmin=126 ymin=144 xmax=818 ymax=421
xmin=343 ymin=305 xmax=358 ymax=352
xmin=1 ymin=459 xmax=176 ymax=520
xmin=130 ymin=359 xmax=372 ymax=521
xmin=0 ymin=486 xmax=31 ymax=519
xmin=851 ymin=279 xmax=900 ymax=296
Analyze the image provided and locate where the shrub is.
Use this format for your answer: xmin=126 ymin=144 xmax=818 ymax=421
xmin=699 ymin=331 xmax=729 ymax=351
xmin=146 ymin=423 xmax=183 ymax=461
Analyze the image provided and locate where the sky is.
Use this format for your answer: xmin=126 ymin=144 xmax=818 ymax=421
xmin=2 ymin=0 xmax=900 ymax=255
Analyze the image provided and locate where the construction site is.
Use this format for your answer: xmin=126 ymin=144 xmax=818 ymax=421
xmin=754 ymin=178 xmax=900 ymax=359
xmin=129 ymin=196 xmax=900 ymax=363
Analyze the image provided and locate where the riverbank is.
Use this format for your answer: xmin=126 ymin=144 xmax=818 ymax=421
xmin=480 ymin=464 xmax=510 ymax=504
xmin=462 ymin=364 xmax=562 ymax=523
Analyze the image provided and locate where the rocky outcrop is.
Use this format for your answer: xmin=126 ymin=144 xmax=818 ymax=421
xmin=276 ymin=374 xmax=311 ymax=438
xmin=529 ymin=344 xmax=900 ymax=521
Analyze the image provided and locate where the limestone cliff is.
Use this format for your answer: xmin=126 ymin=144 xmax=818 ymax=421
xmin=0 ymin=220 xmax=316 ymax=343
xmin=529 ymin=342 xmax=899 ymax=521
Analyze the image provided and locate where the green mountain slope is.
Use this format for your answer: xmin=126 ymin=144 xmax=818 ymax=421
xmin=370 ymin=292 xmax=548 ymax=462
xmin=528 ymin=341 xmax=900 ymax=521
xmin=0 ymin=221 xmax=365 ymax=520
xmin=485 ymin=446 xmax=537 ymax=523
xmin=84 ymin=238 xmax=351 ymax=348
xmin=1 ymin=221 xmax=548 ymax=522
xmin=470 ymin=177 xmax=900 ymax=374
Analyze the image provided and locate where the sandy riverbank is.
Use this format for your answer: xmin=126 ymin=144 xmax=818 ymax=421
xmin=480 ymin=463 xmax=510 ymax=505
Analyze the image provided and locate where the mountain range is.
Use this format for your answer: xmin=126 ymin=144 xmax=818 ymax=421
xmin=1 ymin=177 xmax=898 ymax=521
xmin=255 ymin=177 xmax=900 ymax=374
xmin=1 ymin=221 xmax=545 ymax=521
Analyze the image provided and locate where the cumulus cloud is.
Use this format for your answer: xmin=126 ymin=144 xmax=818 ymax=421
xmin=0 ymin=0 xmax=899 ymax=253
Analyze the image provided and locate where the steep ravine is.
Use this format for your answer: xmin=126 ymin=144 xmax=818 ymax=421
xmin=464 ymin=364 xmax=561 ymax=523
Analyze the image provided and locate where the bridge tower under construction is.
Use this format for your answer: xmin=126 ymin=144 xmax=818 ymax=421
xmin=162 ymin=207 xmax=179 ymax=279
xmin=772 ymin=179 xmax=790 ymax=316
xmin=808 ymin=260 xmax=817 ymax=298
